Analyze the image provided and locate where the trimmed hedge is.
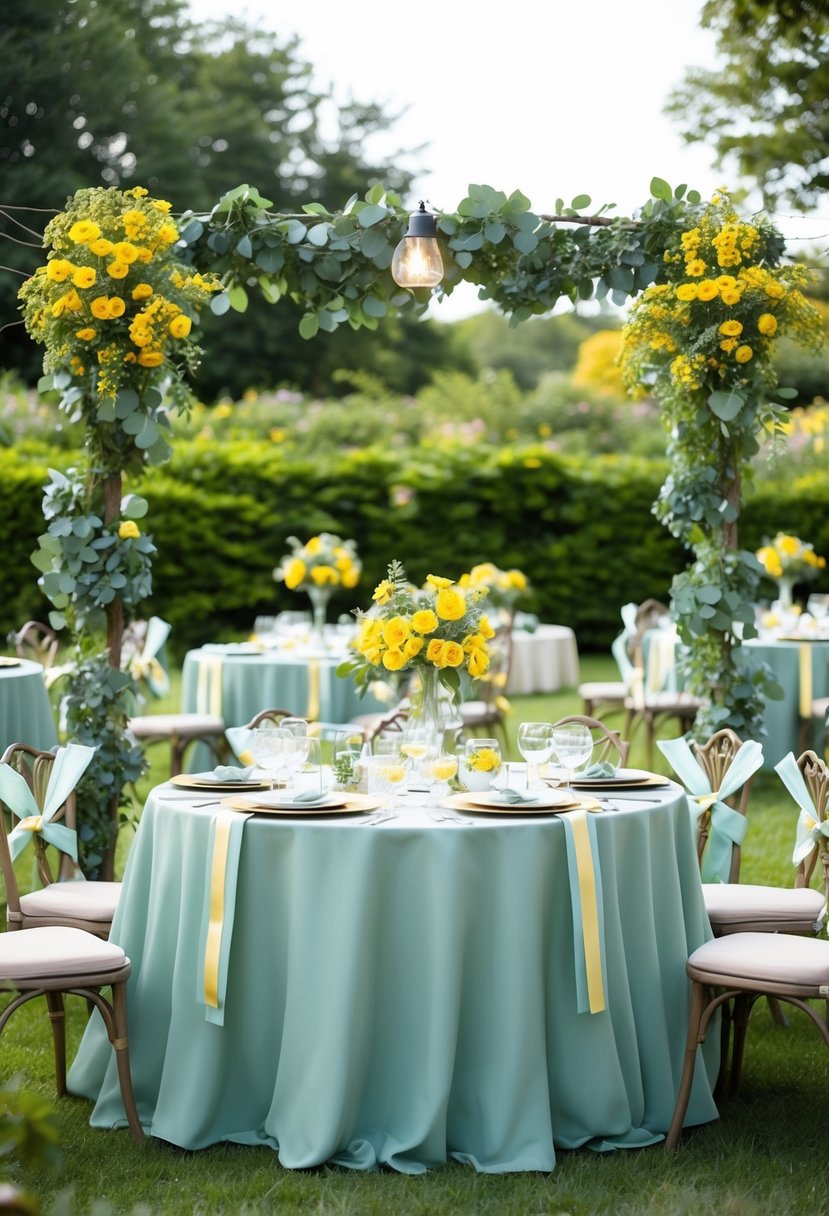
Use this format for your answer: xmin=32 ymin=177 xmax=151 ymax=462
xmin=2 ymin=441 xmax=827 ymax=657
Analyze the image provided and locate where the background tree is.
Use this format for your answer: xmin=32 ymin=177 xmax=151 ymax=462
xmin=666 ymin=0 xmax=829 ymax=210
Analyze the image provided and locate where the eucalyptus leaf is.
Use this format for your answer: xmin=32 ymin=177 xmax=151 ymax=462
xmin=298 ymin=313 xmax=319 ymax=339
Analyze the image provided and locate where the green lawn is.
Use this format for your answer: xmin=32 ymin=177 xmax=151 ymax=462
xmin=4 ymin=656 xmax=829 ymax=1215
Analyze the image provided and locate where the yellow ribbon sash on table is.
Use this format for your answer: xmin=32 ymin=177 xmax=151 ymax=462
xmin=306 ymin=658 xmax=320 ymax=721
xmin=562 ymin=807 xmax=606 ymax=1015
xmin=203 ymin=814 xmax=233 ymax=1010
xmin=200 ymin=806 xmax=253 ymax=1024
xmin=195 ymin=655 xmax=223 ymax=717
xmin=798 ymin=642 xmax=813 ymax=720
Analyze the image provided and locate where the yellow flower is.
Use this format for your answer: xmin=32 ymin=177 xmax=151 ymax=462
xmin=720 ymin=289 xmax=742 ymax=306
xmin=305 ymin=536 xmax=322 ymax=556
xmin=467 ymin=747 xmax=500 ymax=772
xmin=75 ymin=327 xmax=96 ymax=341
xmin=675 ymin=283 xmax=698 ymax=302
xmin=71 ymin=266 xmax=96 ymax=289
xmin=402 ymin=636 xmax=424 ymax=660
xmin=107 ymin=261 xmax=130 ymax=280
xmin=283 ymin=557 xmax=306 ymax=589
xmin=765 ymin=281 xmax=785 ymax=300
xmin=467 ymin=649 xmax=490 ymax=679
xmin=382 ymin=648 xmax=407 ymax=672
xmin=137 ymin=350 xmax=164 ymax=367
xmin=118 ymin=520 xmax=140 ymax=540
xmin=90 ymin=296 xmax=111 ymax=319
xmin=716 ymin=275 xmax=737 ymax=290
xmin=735 ymin=345 xmax=753 ymax=363
xmin=426 ymin=574 xmax=453 ymax=589
xmin=685 ymin=259 xmax=706 ymax=277
xmin=342 ymin=568 xmax=360 ymax=589
xmin=46 ymin=259 xmax=73 ymax=283
xmin=696 ymin=280 xmax=719 ymax=301
xmin=719 ymin=338 xmax=738 ymax=353
xmin=372 ymin=579 xmax=395 ymax=605
xmin=152 ymin=199 xmax=173 ymax=214
xmin=440 ymin=641 xmax=464 ymax=668
xmin=108 ymin=297 xmax=126 ymax=318
xmin=719 ymin=320 xmax=743 ymax=337
xmin=169 ymin=314 xmax=192 ymax=339
xmin=310 ymin=564 xmax=336 ymax=586
xmin=411 ymin=609 xmax=438 ymax=634
xmin=157 ymin=223 xmax=179 ymax=244
xmin=778 ymin=535 xmax=800 ymax=556
xmin=462 ymin=633 xmax=487 ymax=653
xmin=478 ymin=614 xmax=496 ymax=640
xmin=757 ymin=313 xmax=778 ymax=336
xmin=435 ymin=587 xmax=466 ymax=621
xmin=425 ymin=639 xmax=447 ymax=666
xmin=113 ymin=242 xmax=140 ymax=264
xmin=89 ymin=238 xmax=114 ymax=257
xmin=132 ymin=284 xmax=153 ymax=302
xmin=68 ymin=220 xmax=101 ymax=244
xmin=382 ymin=617 xmax=411 ymax=648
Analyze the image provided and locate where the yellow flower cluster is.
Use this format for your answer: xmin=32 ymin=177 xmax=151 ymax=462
xmin=465 ymin=746 xmax=502 ymax=773
xmin=19 ymin=186 xmax=222 ymax=402
xmin=351 ymin=565 xmax=494 ymax=680
xmin=274 ymin=533 xmax=361 ymax=592
xmin=457 ymin=561 xmax=530 ymax=609
xmin=756 ymin=533 xmax=826 ymax=581
xmin=621 ymin=191 xmax=823 ymax=403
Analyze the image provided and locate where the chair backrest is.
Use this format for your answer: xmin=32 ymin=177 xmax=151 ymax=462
xmin=367 ymin=708 xmax=409 ymax=744
xmin=692 ymin=729 xmax=751 ymax=882
xmin=794 ymin=749 xmax=829 ymax=895
xmin=244 ymin=708 xmax=304 ymax=729
xmin=13 ymin=621 xmax=60 ymax=669
xmin=551 ymin=714 xmax=630 ymax=767
xmin=0 ymin=743 xmax=79 ymax=918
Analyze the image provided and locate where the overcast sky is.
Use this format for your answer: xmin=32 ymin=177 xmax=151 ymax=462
xmin=187 ymin=0 xmax=828 ymax=318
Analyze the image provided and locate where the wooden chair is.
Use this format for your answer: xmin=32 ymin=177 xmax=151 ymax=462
xmin=665 ymin=932 xmax=829 ymax=1149
xmin=550 ymin=714 xmax=630 ymax=767
xmin=0 ymin=743 xmax=121 ymax=939
xmin=12 ymin=620 xmax=60 ymax=670
xmin=127 ymin=712 xmax=228 ymax=777
xmin=622 ymin=618 xmax=703 ymax=768
xmin=366 ymin=707 xmax=409 ymax=744
xmin=245 ymin=708 xmax=305 ymax=729
xmin=0 ymin=925 xmax=144 ymax=1143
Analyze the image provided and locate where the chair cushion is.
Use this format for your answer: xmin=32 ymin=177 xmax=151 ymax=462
xmin=20 ymin=880 xmax=121 ymax=922
xmin=703 ymin=882 xmax=825 ymax=927
xmin=577 ymin=681 xmax=627 ymax=701
xmin=690 ymin=931 xmax=829 ymax=988
xmin=0 ymin=926 xmax=126 ymax=979
xmin=128 ymin=713 xmax=225 ymax=740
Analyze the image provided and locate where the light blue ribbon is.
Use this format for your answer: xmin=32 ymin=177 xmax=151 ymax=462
xmin=658 ymin=736 xmax=763 ymax=883
xmin=129 ymin=616 xmax=171 ymax=698
xmin=225 ymin=726 xmax=253 ymax=764
xmin=775 ymin=751 xmax=829 ymax=867
xmin=1 ymin=743 xmax=96 ymax=864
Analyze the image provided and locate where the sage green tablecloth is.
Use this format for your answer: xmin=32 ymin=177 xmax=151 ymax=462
xmin=744 ymin=639 xmax=829 ymax=767
xmin=68 ymin=785 xmax=718 ymax=1172
xmin=0 ymin=659 xmax=58 ymax=754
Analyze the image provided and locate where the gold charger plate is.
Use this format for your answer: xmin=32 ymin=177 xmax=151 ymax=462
xmin=170 ymin=774 xmax=272 ymax=793
xmin=569 ymin=772 xmax=671 ymax=790
xmin=221 ymin=793 xmax=385 ymax=817
xmin=443 ymin=793 xmax=602 ymax=816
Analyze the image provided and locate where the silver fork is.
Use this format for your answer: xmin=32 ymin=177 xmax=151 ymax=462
xmin=429 ymin=811 xmax=474 ymax=825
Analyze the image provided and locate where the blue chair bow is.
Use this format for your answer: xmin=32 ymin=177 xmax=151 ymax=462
xmin=1 ymin=743 xmax=96 ymax=864
xmin=776 ymin=751 xmax=829 ymax=868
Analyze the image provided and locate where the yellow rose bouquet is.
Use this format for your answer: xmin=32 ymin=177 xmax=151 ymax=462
xmin=458 ymin=562 xmax=530 ymax=614
xmin=756 ymin=533 xmax=825 ymax=607
xmin=274 ymin=533 xmax=362 ymax=632
xmin=337 ymin=561 xmax=495 ymax=707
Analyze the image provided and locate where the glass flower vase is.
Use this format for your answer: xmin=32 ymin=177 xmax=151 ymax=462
xmin=306 ymin=585 xmax=331 ymax=644
xmin=776 ymin=577 xmax=794 ymax=610
xmin=412 ymin=665 xmax=453 ymax=753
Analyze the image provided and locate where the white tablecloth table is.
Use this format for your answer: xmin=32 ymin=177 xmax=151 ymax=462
xmin=507 ymin=625 xmax=580 ymax=695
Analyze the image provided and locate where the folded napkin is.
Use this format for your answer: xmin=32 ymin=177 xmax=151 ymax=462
xmin=289 ymin=789 xmax=329 ymax=804
xmin=581 ymin=761 xmax=617 ymax=779
xmin=489 ymin=788 xmax=539 ymax=805
xmin=194 ymin=766 xmax=255 ymax=783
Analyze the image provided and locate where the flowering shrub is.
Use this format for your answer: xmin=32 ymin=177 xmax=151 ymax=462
xmin=338 ymin=560 xmax=495 ymax=700
xmin=458 ymin=561 xmax=530 ymax=611
xmin=756 ymin=533 xmax=825 ymax=582
xmin=274 ymin=533 xmax=361 ymax=592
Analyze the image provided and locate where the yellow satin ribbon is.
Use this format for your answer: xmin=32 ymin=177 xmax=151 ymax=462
xmin=566 ymin=808 xmax=605 ymax=1015
xmin=17 ymin=815 xmax=43 ymax=834
xmin=131 ymin=656 xmax=165 ymax=684
xmin=798 ymin=642 xmax=813 ymax=719
xmin=203 ymin=815 xmax=233 ymax=1009
xmin=306 ymin=658 xmax=320 ymax=721
xmin=195 ymin=655 xmax=223 ymax=717
xmin=692 ymin=791 xmax=719 ymax=815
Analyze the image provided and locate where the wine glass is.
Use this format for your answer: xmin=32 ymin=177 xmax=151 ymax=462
xmin=365 ymin=751 xmax=407 ymax=808
xmin=301 ymin=736 xmax=327 ymax=799
xmin=551 ymin=722 xmax=594 ymax=789
xmin=517 ymin=722 xmax=554 ymax=790
xmin=279 ymin=735 xmax=310 ymax=794
xmin=280 ymin=717 xmax=308 ymax=737
xmin=249 ymin=724 xmax=289 ymax=790
xmin=425 ymin=751 xmax=459 ymax=805
xmin=400 ymin=722 xmax=432 ymax=783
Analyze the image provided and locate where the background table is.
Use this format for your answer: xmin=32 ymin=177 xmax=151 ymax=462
xmin=743 ymin=639 xmax=829 ymax=767
xmin=68 ymin=783 xmax=718 ymax=1172
xmin=181 ymin=645 xmax=388 ymax=735
xmin=0 ymin=658 xmax=58 ymax=755
xmin=506 ymin=625 xmax=580 ymax=695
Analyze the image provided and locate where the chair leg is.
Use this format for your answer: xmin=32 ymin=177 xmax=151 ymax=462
xmin=666 ymin=980 xmax=707 ymax=1150
xmin=728 ymin=992 xmax=755 ymax=1096
xmin=714 ymin=997 xmax=732 ymax=1102
xmin=45 ymin=990 xmax=67 ymax=1096
xmin=109 ymin=983 xmax=145 ymax=1143
xmin=767 ymin=996 xmax=789 ymax=1027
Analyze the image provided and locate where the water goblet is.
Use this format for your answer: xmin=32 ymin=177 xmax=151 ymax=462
xmin=249 ymin=724 xmax=289 ymax=790
xmin=517 ymin=722 xmax=554 ymax=791
xmin=365 ymin=752 xmax=407 ymax=808
xmin=425 ymin=751 xmax=459 ymax=805
xmin=280 ymin=717 xmax=308 ymax=737
xmin=279 ymin=734 xmax=310 ymax=794
xmin=300 ymin=736 xmax=327 ymax=799
xmin=551 ymin=722 xmax=594 ymax=788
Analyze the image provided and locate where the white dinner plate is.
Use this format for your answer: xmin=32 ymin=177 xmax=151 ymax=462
xmin=569 ymin=768 xmax=670 ymax=789
xmin=466 ymin=788 xmax=574 ymax=811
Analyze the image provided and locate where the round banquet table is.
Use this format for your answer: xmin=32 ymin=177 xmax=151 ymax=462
xmin=0 ymin=658 xmax=58 ymax=755
xmin=506 ymin=625 xmax=580 ymax=695
xmin=743 ymin=638 xmax=829 ymax=768
xmin=68 ymin=780 xmax=718 ymax=1172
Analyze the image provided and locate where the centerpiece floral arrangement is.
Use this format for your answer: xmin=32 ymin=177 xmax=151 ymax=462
xmin=337 ymin=561 xmax=495 ymax=712
xmin=274 ymin=533 xmax=362 ymax=593
xmin=457 ymin=562 xmax=530 ymax=613
xmin=755 ymin=533 xmax=825 ymax=606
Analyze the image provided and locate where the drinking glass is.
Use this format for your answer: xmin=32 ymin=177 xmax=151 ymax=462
xmin=279 ymin=735 xmax=310 ymax=793
xmin=249 ymin=724 xmax=289 ymax=790
xmin=365 ymin=752 xmax=407 ymax=807
xmin=425 ymin=751 xmax=459 ymax=805
xmin=552 ymin=722 xmax=594 ymax=788
xmin=517 ymin=721 xmax=554 ymax=790
xmin=807 ymin=594 xmax=829 ymax=621
xmin=399 ymin=722 xmax=432 ymax=783
xmin=280 ymin=717 xmax=308 ymax=737
xmin=301 ymin=736 xmax=327 ymax=799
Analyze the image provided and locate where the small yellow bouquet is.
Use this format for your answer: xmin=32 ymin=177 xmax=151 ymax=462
xmin=458 ymin=562 xmax=530 ymax=613
xmin=274 ymin=533 xmax=362 ymax=593
xmin=338 ymin=561 xmax=495 ymax=707
xmin=756 ymin=533 xmax=825 ymax=607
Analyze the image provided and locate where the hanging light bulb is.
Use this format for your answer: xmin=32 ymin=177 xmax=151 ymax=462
xmin=391 ymin=201 xmax=444 ymax=288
